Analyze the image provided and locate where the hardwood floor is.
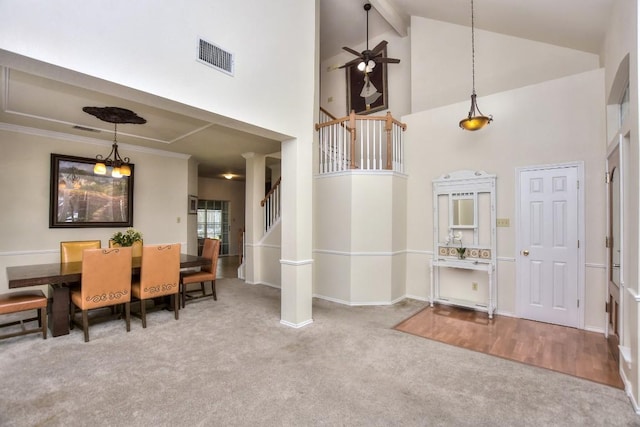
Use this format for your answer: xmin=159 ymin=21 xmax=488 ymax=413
xmin=217 ymin=255 xmax=239 ymax=278
xmin=394 ymin=304 xmax=623 ymax=389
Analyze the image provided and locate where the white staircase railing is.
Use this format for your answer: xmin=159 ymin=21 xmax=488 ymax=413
xmin=316 ymin=109 xmax=407 ymax=174
xmin=260 ymin=177 xmax=281 ymax=234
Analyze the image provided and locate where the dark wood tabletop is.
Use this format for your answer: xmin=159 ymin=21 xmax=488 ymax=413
xmin=7 ymin=253 xmax=210 ymax=289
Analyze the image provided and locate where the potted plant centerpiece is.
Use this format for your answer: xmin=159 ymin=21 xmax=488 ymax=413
xmin=110 ymin=227 xmax=143 ymax=257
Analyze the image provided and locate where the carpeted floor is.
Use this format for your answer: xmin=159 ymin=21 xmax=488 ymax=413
xmin=1 ymin=279 xmax=639 ymax=426
xmin=393 ymin=304 xmax=623 ymax=389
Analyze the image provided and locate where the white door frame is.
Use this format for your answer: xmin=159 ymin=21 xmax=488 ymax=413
xmin=515 ymin=161 xmax=586 ymax=329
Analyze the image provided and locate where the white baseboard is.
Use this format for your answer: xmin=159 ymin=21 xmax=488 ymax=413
xmin=280 ymin=318 xmax=313 ymax=328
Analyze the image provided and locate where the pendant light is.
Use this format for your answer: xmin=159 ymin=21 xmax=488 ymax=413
xmin=459 ymin=0 xmax=493 ymax=131
xmin=82 ymin=106 xmax=146 ymax=178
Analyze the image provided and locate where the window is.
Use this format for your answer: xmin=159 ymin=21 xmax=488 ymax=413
xmin=197 ymin=200 xmax=230 ymax=255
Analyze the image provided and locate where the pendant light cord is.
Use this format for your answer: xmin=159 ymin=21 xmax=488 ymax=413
xmin=471 ymin=0 xmax=476 ymax=95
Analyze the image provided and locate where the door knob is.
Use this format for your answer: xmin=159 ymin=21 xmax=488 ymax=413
xmin=522 ymin=249 xmax=529 ymax=256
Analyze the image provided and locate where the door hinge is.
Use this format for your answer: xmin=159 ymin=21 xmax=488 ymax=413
xmin=605 ymin=301 xmax=610 ymax=313
xmin=577 ymin=240 xmax=580 ymax=249
xmin=605 ymin=171 xmax=610 ymax=184
xmin=577 ymin=299 xmax=580 ymax=308
xmin=577 ymin=180 xmax=580 ymax=190
xmin=605 ymin=236 xmax=610 ymax=248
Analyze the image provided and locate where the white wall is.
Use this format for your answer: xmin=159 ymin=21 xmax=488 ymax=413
xmin=0 ymin=128 xmax=190 ymax=292
xmin=198 ymin=177 xmax=246 ymax=256
xmin=0 ymin=0 xmax=316 ymax=140
xmin=404 ymin=69 xmax=606 ymax=329
xmin=409 ymin=16 xmax=601 ymax=112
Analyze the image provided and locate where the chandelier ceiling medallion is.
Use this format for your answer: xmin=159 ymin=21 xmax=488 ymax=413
xmin=459 ymin=0 xmax=493 ymax=131
xmin=82 ymin=106 xmax=146 ymax=177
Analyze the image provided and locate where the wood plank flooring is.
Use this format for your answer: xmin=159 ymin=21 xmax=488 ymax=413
xmin=394 ymin=304 xmax=623 ymax=389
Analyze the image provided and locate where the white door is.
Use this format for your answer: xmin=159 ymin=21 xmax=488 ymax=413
xmin=518 ymin=165 xmax=579 ymax=327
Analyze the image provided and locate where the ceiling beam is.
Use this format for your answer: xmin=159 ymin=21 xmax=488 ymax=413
xmin=371 ymin=0 xmax=408 ymax=38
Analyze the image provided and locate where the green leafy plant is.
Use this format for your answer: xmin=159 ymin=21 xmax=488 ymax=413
xmin=456 ymin=247 xmax=467 ymax=259
xmin=111 ymin=228 xmax=143 ymax=247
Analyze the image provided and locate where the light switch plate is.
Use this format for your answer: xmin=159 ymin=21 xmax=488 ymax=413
xmin=496 ymin=218 xmax=510 ymax=227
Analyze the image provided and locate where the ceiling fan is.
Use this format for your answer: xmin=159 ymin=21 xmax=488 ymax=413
xmin=339 ymin=3 xmax=401 ymax=73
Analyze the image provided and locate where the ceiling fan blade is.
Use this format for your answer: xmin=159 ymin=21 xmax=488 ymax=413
xmin=370 ymin=40 xmax=388 ymax=56
xmin=338 ymin=58 xmax=363 ymax=69
xmin=342 ymin=46 xmax=363 ymax=57
xmin=375 ymin=57 xmax=401 ymax=64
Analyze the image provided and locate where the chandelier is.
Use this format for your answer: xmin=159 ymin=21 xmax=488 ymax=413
xmin=82 ymin=106 xmax=146 ymax=177
xmin=459 ymin=0 xmax=493 ymax=131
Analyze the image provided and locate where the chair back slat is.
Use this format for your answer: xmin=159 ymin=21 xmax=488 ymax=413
xmin=201 ymin=238 xmax=220 ymax=274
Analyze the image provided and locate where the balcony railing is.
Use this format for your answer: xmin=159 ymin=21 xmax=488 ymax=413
xmin=260 ymin=177 xmax=281 ymax=234
xmin=315 ymin=109 xmax=407 ymax=174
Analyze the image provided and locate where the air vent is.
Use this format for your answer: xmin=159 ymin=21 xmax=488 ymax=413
xmin=73 ymin=125 xmax=100 ymax=133
xmin=197 ymin=38 xmax=234 ymax=76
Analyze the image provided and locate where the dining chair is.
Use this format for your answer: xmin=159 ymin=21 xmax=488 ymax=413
xmin=60 ymin=240 xmax=101 ymax=263
xmin=180 ymin=238 xmax=220 ymax=308
xmin=69 ymin=247 xmax=132 ymax=342
xmin=131 ymin=244 xmax=181 ymax=328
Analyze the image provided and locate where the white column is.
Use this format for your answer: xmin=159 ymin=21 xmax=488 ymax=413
xmin=242 ymin=152 xmax=265 ymax=285
xmin=280 ymin=137 xmax=313 ymax=327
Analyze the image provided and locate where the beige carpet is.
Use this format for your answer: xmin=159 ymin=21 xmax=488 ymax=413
xmin=0 ymin=279 xmax=638 ymax=426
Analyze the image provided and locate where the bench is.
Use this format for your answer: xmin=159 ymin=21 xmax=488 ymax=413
xmin=0 ymin=290 xmax=48 ymax=340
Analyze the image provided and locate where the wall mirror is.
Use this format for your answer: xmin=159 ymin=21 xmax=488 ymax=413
xmin=451 ymin=195 xmax=475 ymax=228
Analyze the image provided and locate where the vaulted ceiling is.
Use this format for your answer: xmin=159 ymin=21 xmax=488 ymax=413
xmin=1 ymin=0 xmax=613 ymax=179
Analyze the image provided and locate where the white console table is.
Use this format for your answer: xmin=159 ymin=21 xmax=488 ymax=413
xmin=431 ymin=170 xmax=497 ymax=318
xmin=430 ymin=258 xmax=496 ymax=318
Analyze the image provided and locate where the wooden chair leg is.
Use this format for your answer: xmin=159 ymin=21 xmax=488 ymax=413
xmin=82 ymin=310 xmax=89 ymax=342
xmin=69 ymin=302 xmax=75 ymax=330
xmin=173 ymin=295 xmax=179 ymax=320
xmin=212 ymin=280 xmax=217 ymax=301
xmin=181 ymin=283 xmax=186 ymax=309
xmin=200 ymin=282 xmax=205 ymax=297
xmin=140 ymin=300 xmax=146 ymax=328
xmin=41 ymin=307 xmax=47 ymax=339
xmin=125 ymin=302 xmax=131 ymax=332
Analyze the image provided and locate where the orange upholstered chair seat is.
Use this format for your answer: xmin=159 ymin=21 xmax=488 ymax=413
xmin=180 ymin=238 xmax=220 ymax=308
xmin=60 ymin=240 xmax=101 ymax=263
xmin=0 ymin=290 xmax=48 ymax=340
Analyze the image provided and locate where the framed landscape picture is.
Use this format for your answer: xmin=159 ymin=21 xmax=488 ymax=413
xmin=49 ymin=153 xmax=134 ymax=228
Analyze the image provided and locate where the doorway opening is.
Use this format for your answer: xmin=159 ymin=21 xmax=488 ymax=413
xmin=197 ymin=199 xmax=230 ymax=256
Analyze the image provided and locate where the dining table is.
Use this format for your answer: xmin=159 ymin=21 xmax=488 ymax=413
xmin=6 ymin=253 xmax=210 ymax=337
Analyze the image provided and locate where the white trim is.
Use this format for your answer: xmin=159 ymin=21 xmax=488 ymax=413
xmin=280 ymin=258 xmax=313 ymax=266
xmin=494 ymin=309 xmax=516 ymax=318
xmin=313 ymin=249 xmax=406 ymax=257
xmin=497 ymin=256 xmax=516 ymax=263
xmin=626 ymin=287 xmax=640 ymax=302
xmin=405 ymin=294 xmax=430 ymax=302
xmin=280 ymin=318 xmax=313 ymax=328
xmin=405 ymin=249 xmax=434 ymax=256
xmin=0 ymin=122 xmax=190 ymax=158
xmin=245 ymin=242 xmax=281 ymax=249
xmin=0 ymin=249 xmax=58 ymax=257
xmin=586 ymin=262 xmax=606 ymax=269
xmin=619 ymin=367 xmax=640 ymax=414
xmin=515 ymin=161 xmax=586 ymax=329
xmin=313 ymin=293 xmax=407 ymax=306
xmin=314 ymin=170 xmax=408 ymax=179
xmin=584 ymin=326 xmax=605 ymax=334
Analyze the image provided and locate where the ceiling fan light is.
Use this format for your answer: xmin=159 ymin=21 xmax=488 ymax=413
xmin=357 ymin=61 xmax=366 ymax=71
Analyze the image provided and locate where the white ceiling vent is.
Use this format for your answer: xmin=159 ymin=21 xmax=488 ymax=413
xmin=197 ymin=38 xmax=234 ymax=76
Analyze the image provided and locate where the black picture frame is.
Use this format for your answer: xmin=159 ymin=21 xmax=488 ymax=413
xmin=346 ymin=46 xmax=389 ymax=115
xmin=188 ymin=195 xmax=198 ymax=214
xmin=49 ymin=153 xmax=134 ymax=228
